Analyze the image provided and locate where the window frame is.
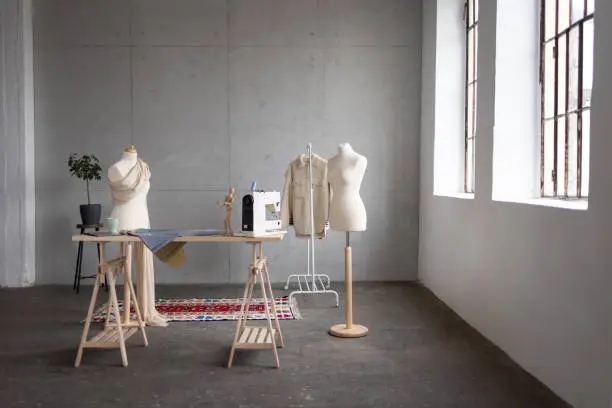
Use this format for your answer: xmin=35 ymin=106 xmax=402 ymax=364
xmin=464 ymin=0 xmax=478 ymax=194
xmin=539 ymin=0 xmax=594 ymax=199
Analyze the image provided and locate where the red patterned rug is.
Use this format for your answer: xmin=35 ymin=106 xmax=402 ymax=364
xmin=91 ymin=296 xmax=301 ymax=323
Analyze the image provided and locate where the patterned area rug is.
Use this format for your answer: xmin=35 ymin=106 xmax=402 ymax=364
xmin=91 ymin=296 xmax=301 ymax=323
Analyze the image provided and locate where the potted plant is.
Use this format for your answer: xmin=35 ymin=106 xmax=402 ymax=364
xmin=68 ymin=153 xmax=103 ymax=226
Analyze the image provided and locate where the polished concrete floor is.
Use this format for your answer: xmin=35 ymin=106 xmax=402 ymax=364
xmin=0 ymin=282 xmax=570 ymax=408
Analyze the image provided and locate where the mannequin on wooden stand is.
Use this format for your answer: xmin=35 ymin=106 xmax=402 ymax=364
xmin=327 ymin=143 xmax=368 ymax=338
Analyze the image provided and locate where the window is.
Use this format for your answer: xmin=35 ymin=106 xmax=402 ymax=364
xmin=540 ymin=0 xmax=594 ymax=198
xmin=464 ymin=0 xmax=478 ymax=193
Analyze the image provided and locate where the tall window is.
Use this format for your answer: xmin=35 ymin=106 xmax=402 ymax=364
xmin=541 ymin=0 xmax=594 ymax=198
xmin=464 ymin=0 xmax=478 ymax=193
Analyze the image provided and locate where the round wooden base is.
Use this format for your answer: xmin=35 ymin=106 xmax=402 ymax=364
xmin=328 ymin=324 xmax=369 ymax=338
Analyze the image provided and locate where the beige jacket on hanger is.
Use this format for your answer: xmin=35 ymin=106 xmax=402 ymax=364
xmin=281 ymin=154 xmax=329 ymax=238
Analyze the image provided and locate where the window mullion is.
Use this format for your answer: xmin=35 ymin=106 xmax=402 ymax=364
xmin=471 ymin=26 xmax=477 ymax=192
xmin=564 ymin=30 xmax=570 ymax=198
xmin=577 ymin=20 xmax=584 ymax=198
xmin=540 ymin=0 xmax=546 ymax=195
xmin=552 ymin=0 xmax=560 ymax=197
xmin=464 ymin=0 xmax=470 ymax=193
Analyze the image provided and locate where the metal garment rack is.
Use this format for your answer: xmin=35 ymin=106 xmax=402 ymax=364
xmin=284 ymin=143 xmax=339 ymax=307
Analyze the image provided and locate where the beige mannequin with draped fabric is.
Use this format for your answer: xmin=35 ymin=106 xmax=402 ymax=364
xmin=108 ymin=146 xmax=150 ymax=230
xmin=108 ymin=145 xmax=168 ymax=327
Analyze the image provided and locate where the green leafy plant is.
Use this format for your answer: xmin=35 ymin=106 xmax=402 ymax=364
xmin=68 ymin=153 xmax=103 ymax=205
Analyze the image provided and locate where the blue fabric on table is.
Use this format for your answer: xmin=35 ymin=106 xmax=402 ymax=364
xmin=128 ymin=229 xmax=223 ymax=253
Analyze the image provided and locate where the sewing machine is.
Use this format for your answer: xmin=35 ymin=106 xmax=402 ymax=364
xmin=240 ymin=191 xmax=282 ymax=236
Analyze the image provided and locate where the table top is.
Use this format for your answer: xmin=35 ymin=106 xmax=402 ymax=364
xmin=72 ymin=233 xmax=286 ymax=243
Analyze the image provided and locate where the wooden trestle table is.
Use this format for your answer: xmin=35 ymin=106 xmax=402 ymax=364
xmin=71 ymin=233 xmax=286 ymax=368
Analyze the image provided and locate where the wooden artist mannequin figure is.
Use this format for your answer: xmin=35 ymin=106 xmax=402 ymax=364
xmin=107 ymin=145 xmax=167 ymax=327
xmin=327 ymin=142 xmax=368 ymax=338
xmin=220 ymin=187 xmax=235 ymax=235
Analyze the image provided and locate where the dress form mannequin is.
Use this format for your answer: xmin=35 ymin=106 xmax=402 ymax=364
xmin=108 ymin=145 xmax=168 ymax=327
xmin=327 ymin=143 xmax=367 ymax=232
xmin=327 ymin=143 xmax=368 ymax=338
xmin=108 ymin=149 xmax=150 ymax=231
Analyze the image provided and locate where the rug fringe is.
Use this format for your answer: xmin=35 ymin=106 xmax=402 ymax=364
xmin=288 ymin=295 xmax=303 ymax=320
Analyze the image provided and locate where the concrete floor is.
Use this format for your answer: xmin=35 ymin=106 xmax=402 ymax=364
xmin=0 ymin=282 xmax=570 ymax=408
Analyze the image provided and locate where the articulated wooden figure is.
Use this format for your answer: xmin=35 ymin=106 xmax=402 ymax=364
xmin=220 ymin=187 xmax=235 ymax=235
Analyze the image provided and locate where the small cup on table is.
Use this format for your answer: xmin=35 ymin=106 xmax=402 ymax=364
xmin=106 ymin=217 xmax=120 ymax=234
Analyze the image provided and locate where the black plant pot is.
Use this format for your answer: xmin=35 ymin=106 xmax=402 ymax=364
xmin=79 ymin=204 xmax=102 ymax=226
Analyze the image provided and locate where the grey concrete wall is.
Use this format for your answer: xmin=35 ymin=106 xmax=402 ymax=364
xmin=0 ymin=0 xmax=36 ymax=287
xmin=420 ymin=0 xmax=612 ymax=407
xmin=33 ymin=0 xmax=422 ymax=284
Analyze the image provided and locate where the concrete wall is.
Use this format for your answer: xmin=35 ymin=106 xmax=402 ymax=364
xmin=420 ymin=0 xmax=612 ymax=407
xmin=0 ymin=0 xmax=36 ymax=287
xmin=33 ymin=0 xmax=422 ymax=284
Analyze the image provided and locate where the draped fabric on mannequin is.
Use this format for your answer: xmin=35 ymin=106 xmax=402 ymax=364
xmin=108 ymin=155 xmax=167 ymax=327
xmin=133 ymin=242 xmax=165 ymax=325
xmin=108 ymin=159 xmax=150 ymax=204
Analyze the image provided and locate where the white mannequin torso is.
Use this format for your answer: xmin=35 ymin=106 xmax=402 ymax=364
xmin=108 ymin=151 xmax=150 ymax=230
xmin=327 ymin=143 xmax=367 ymax=232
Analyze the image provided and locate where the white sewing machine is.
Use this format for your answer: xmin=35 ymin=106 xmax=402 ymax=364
xmin=239 ymin=191 xmax=282 ymax=236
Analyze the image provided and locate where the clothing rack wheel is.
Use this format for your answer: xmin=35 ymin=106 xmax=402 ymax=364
xmin=73 ymin=223 xmax=104 ymax=294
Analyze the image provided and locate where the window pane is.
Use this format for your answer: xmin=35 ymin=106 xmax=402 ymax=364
xmin=473 ymin=82 xmax=477 ymax=136
xmin=468 ymin=28 xmax=475 ymax=83
xmin=467 ymin=84 xmax=474 ymax=139
xmin=567 ymin=113 xmax=578 ymax=197
xmin=558 ymin=0 xmax=571 ymax=33
xmin=583 ymin=19 xmax=594 ymax=107
xmin=541 ymin=0 xmax=594 ymax=199
xmin=544 ymin=42 xmax=555 ymax=119
xmin=545 ymin=0 xmax=557 ymax=40
xmin=581 ymin=110 xmax=590 ymax=196
xmin=468 ymin=0 xmax=474 ymax=26
xmin=556 ymin=117 xmax=566 ymax=195
xmin=474 ymin=25 xmax=478 ymax=81
xmin=543 ymin=119 xmax=555 ymax=196
xmin=466 ymin=139 xmax=474 ymax=193
xmin=587 ymin=0 xmax=594 ymax=15
xmin=568 ymin=26 xmax=580 ymax=111
xmin=557 ymin=35 xmax=567 ymax=115
xmin=571 ymin=0 xmax=585 ymax=22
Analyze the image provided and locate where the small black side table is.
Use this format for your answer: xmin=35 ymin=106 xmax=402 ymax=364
xmin=73 ymin=224 xmax=103 ymax=294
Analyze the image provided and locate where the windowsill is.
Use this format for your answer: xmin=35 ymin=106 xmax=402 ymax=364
xmin=494 ymin=197 xmax=588 ymax=211
xmin=434 ymin=192 xmax=475 ymax=200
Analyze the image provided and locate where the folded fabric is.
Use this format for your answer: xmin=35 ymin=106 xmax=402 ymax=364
xmin=154 ymin=242 xmax=186 ymax=268
xmin=128 ymin=229 xmax=223 ymax=268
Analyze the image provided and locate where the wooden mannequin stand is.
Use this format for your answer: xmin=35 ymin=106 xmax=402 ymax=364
xmin=329 ymin=232 xmax=368 ymax=338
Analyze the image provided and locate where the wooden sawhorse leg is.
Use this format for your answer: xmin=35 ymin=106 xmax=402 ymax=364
xmin=75 ymin=242 xmax=148 ymax=368
xmin=228 ymin=242 xmax=284 ymax=368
